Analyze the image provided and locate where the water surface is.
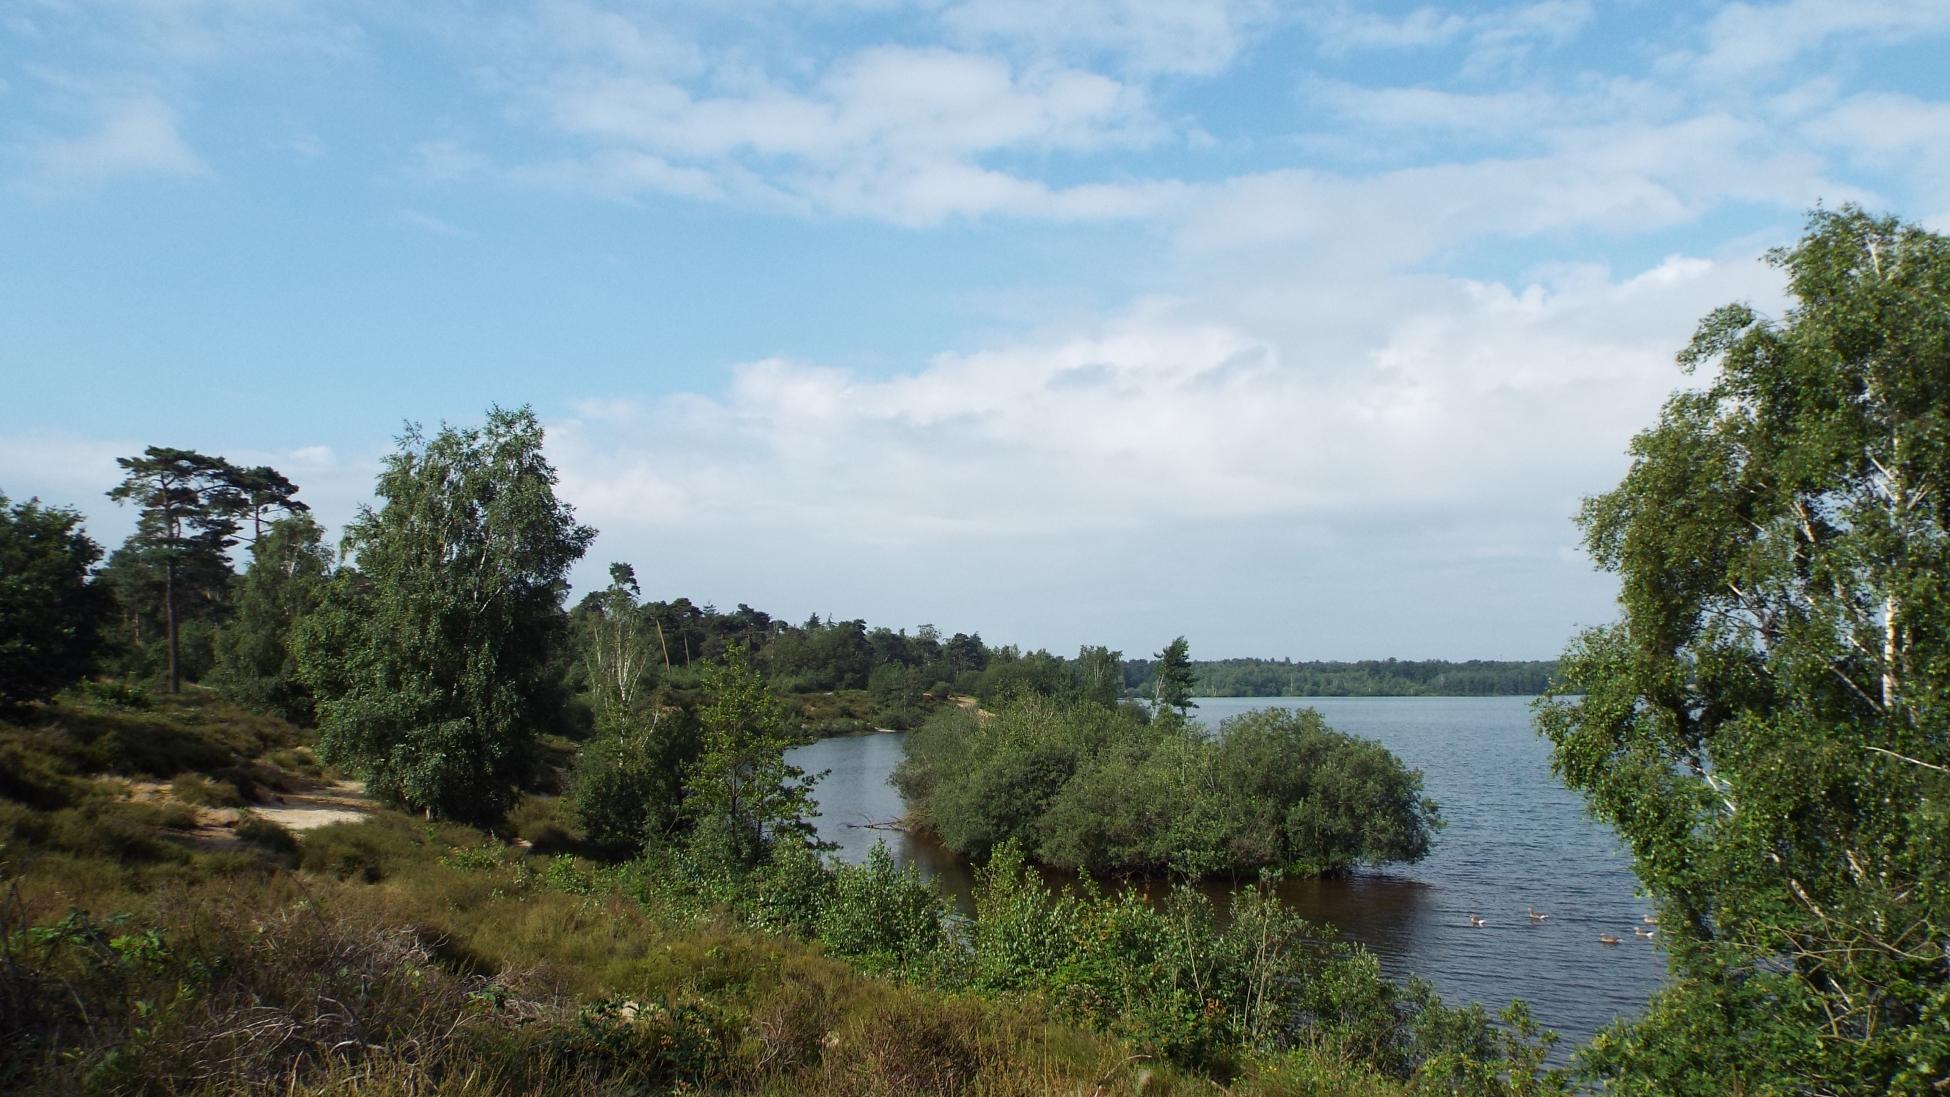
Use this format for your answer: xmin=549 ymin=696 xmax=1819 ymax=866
xmin=787 ymin=695 xmax=1665 ymax=1048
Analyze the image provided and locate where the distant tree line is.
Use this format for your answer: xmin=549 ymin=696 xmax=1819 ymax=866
xmin=1141 ymin=657 xmax=1559 ymax=697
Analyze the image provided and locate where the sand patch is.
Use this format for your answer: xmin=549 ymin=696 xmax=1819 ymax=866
xmin=251 ymin=780 xmax=373 ymax=832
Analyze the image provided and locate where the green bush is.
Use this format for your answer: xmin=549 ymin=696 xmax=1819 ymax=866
xmin=897 ymin=696 xmax=1440 ymax=877
xmin=816 ymin=843 xmax=950 ymax=976
xmin=571 ymin=708 xmax=697 ymax=855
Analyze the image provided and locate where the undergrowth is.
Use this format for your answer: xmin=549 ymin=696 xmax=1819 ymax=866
xmin=0 ymin=692 xmax=1561 ymax=1096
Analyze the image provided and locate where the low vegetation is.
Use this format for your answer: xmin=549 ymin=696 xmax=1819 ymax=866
xmin=897 ymin=693 xmax=1439 ymax=878
xmin=0 ymin=691 xmax=1559 ymax=1096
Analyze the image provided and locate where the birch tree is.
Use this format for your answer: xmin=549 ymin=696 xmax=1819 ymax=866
xmin=300 ymin=406 xmax=593 ymax=824
xmin=1537 ymin=207 xmax=1950 ymax=1094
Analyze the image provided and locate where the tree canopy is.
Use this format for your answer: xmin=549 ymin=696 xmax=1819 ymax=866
xmin=684 ymin=644 xmax=825 ymax=872
xmin=300 ymin=406 xmax=593 ymax=824
xmin=106 ymin=447 xmax=248 ymax=691
xmin=1537 ymin=207 xmax=1950 ymax=1094
xmin=211 ymin=513 xmax=332 ymax=722
xmin=1152 ymin=635 xmax=1196 ymax=716
xmin=0 ymin=493 xmax=105 ymax=707
xmin=897 ymin=693 xmax=1438 ymax=878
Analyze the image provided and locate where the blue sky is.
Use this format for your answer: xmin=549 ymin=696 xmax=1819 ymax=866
xmin=4 ymin=1 xmax=1948 ymax=659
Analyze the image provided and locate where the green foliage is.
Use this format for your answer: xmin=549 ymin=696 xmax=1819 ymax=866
xmin=299 ymin=406 xmax=593 ymax=825
xmin=0 ymin=493 xmax=106 ymax=708
xmin=1180 ymin=657 xmax=1557 ymax=698
xmin=210 ymin=514 xmax=332 ymax=722
xmin=1538 ymin=206 xmax=1950 ymax=1094
xmin=1074 ymin=644 xmax=1123 ymax=707
xmin=963 ymin=841 xmax=1564 ymax=1089
xmin=1154 ymin=636 xmax=1197 ymax=716
xmin=579 ymin=562 xmax=657 ymax=727
xmin=817 ymin=843 xmax=951 ymax=976
xmin=683 ymin=646 xmax=825 ymax=872
xmin=105 ymin=447 xmax=275 ymax=692
xmin=572 ymin=704 xmax=699 ymax=854
xmin=897 ymin=695 xmax=1438 ymax=877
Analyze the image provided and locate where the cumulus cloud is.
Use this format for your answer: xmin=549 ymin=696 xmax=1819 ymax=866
xmin=553 ymin=248 xmax=1776 ymax=540
xmin=526 ymin=243 xmax=1796 ymax=653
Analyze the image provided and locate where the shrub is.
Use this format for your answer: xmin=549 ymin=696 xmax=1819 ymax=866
xmin=816 ymin=843 xmax=950 ymax=976
xmin=899 ymin=697 xmax=1440 ymax=878
xmin=170 ymin=774 xmax=246 ymax=809
xmin=233 ymin=812 xmax=298 ymax=858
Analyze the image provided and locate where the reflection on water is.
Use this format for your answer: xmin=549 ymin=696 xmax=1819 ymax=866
xmin=787 ymin=695 xmax=1666 ymax=1050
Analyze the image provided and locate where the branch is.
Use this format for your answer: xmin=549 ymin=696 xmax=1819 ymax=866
xmin=1865 ymin=745 xmax=1948 ymax=774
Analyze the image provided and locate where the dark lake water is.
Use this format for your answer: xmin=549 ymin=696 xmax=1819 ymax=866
xmin=785 ymin=695 xmax=1666 ymax=1050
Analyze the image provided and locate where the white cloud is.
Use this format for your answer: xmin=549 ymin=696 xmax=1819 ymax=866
xmin=406 ymin=138 xmax=488 ymax=183
xmin=539 ymin=245 xmax=1792 ymax=651
xmin=940 ymin=0 xmax=1275 ymax=76
xmin=541 ymin=46 xmax=1158 ymax=161
xmin=22 ymin=94 xmax=209 ymax=192
xmin=1308 ymin=0 xmax=1593 ymax=74
xmin=554 ymin=249 xmax=1783 ymax=546
xmin=1176 ymin=112 xmax=1863 ymax=264
xmin=396 ymin=208 xmax=470 ymax=237
xmin=1687 ymin=0 xmax=1950 ymax=82
xmin=521 ymin=43 xmax=1173 ymax=222
xmin=1806 ymin=92 xmax=1950 ymax=165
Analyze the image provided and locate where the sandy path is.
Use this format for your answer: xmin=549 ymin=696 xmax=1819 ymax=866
xmin=251 ymin=780 xmax=373 ymax=831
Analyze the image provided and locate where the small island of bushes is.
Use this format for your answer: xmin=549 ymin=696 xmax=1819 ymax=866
xmin=894 ymin=694 xmax=1440 ymax=878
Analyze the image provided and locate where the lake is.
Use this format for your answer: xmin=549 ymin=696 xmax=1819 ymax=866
xmin=785 ymin=694 xmax=1666 ymax=1050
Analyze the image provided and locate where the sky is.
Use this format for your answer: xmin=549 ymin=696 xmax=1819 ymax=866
xmin=3 ymin=1 xmax=1948 ymax=660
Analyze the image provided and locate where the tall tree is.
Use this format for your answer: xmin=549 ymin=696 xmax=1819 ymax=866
xmin=299 ymin=406 xmax=594 ymax=824
xmin=1075 ymin=644 xmax=1123 ymax=707
xmin=106 ymin=447 xmax=245 ymax=692
xmin=1153 ymin=636 xmax=1196 ymax=717
xmin=684 ymin=645 xmax=824 ymax=871
xmin=1537 ymin=207 xmax=1950 ymax=1094
xmin=226 ymin=464 xmax=309 ymax=544
xmin=583 ymin=562 xmax=656 ymax=729
xmin=211 ymin=512 xmax=332 ymax=721
xmin=0 ymin=493 xmax=106 ymax=707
